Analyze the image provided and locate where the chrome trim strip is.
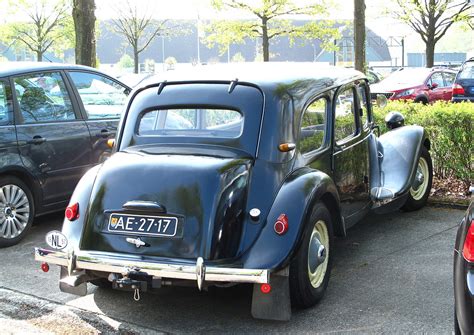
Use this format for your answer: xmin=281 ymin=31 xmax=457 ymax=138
xmin=35 ymin=248 xmax=269 ymax=284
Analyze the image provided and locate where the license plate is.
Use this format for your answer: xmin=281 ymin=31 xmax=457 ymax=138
xmin=108 ymin=213 xmax=178 ymax=237
xmin=470 ymin=87 xmax=474 ymax=94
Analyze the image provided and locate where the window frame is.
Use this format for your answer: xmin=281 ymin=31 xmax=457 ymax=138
xmin=0 ymin=78 xmax=14 ymax=126
xmin=333 ymin=84 xmax=360 ymax=146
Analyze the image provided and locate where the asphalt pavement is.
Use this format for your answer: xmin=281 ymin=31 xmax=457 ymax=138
xmin=0 ymin=206 xmax=463 ymax=334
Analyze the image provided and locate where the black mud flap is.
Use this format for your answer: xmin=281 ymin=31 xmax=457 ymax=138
xmin=59 ymin=267 xmax=88 ymax=296
xmin=251 ymin=272 xmax=291 ymax=321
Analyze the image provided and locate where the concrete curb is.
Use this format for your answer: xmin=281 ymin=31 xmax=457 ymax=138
xmin=428 ymin=198 xmax=469 ymax=210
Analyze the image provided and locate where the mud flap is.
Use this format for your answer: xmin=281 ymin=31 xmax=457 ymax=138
xmin=59 ymin=267 xmax=88 ymax=296
xmin=251 ymin=272 xmax=291 ymax=321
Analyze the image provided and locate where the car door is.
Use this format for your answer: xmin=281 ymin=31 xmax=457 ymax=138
xmin=427 ymin=72 xmax=447 ymax=102
xmin=332 ymin=83 xmax=370 ymax=226
xmin=13 ymin=71 xmax=92 ymax=206
xmin=66 ymin=71 xmax=130 ymax=164
xmin=442 ymin=71 xmax=456 ymax=100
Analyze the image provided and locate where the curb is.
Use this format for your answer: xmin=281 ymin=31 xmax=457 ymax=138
xmin=427 ymin=198 xmax=469 ymax=210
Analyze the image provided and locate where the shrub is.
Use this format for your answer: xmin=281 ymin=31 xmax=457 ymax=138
xmin=373 ymin=101 xmax=473 ymax=183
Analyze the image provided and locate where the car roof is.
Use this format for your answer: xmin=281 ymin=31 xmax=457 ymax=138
xmin=140 ymin=63 xmax=366 ymax=91
xmin=0 ymin=61 xmax=106 ymax=78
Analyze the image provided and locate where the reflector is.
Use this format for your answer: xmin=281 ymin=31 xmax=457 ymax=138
xmin=463 ymin=220 xmax=474 ymax=262
xmin=65 ymin=203 xmax=79 ymax=221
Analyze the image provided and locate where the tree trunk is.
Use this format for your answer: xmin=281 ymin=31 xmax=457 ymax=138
xmin=261 ymin=17 xmax=269 ymax=62
xmin=37 ymin=51 xmax=42 ymax=62
xmin=354 ymin=0 xmax=366 ymax=72
xmin=425 ymin=40 xmax=435 ymax=68
xmin=134 ymin=48 xmax=139 ymax=74
xmin=73 ymin=0 xmax=97 ymax=67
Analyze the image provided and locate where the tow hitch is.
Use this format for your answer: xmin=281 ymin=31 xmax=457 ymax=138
xmin=112 ymin=269 xmax=161 ymax=301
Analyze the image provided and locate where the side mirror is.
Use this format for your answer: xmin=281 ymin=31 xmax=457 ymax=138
xmin=429 ymin=82 xmax=438 ymax=90
xmin=384 ymin=111 xmax=405 ymax=130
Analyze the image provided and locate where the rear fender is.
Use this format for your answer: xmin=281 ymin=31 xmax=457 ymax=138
xmin=60 ymin=165 xmax=100 ymax=250
xmin=242 ymin=168 xmax=341 ymax=270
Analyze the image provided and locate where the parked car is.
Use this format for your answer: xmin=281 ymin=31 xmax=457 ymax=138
xmin=35 ymin=64 xmax=432 ymax=320
xmin=454 ymin=187 xmax=474 ymax=334
xmin=0 ymin=62 xmax=130 ymax=247
xmin=452 ymin=57 xmax=474 ymax=102
xmin=370 ymin=67 xmax=457 ymax=103
xmin=366 ymin=68 xmax=383 ymax=85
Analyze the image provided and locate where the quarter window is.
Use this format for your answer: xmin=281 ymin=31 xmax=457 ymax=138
xmin=335 ymin=87 xmax=357 ymax=143
xmin=69 ymin=71 xmax=129 ymax=119
xmin=300 ymin=98 xmax=326 ymax=154
xmin=14 ymin=72 xmax=76 ymax=123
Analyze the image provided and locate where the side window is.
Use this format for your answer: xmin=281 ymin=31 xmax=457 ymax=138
xmin=357 ymin=83 xmax=369 ymax=126
xmin=69 ymin=71 xmax=129 ymax=120
xmin=443 ymin=72 xmax=455 ymax=87
xmin=0 ymin=80 xmax=12 ymax=125
xmin=429 ymin=72 xmax=444 ymax=88
xmin=335 ymin=87 xmax=357 ymax=143
xmin=14 ymin=72 xmax=76 ymax=123
xmin=299 ymin=98 xmax=327 ymax=154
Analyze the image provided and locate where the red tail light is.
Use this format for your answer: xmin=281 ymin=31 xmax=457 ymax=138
xmin=463 ymin=220 xmax=474 ymax=262
xmin=452 ymin=83 xmax=465 ymax=95
xmin=260 ymin=283 xmax=272 ymax=294
xmin=65 ymin=202 xmax=79 ymax=221
xmin=274 ymin=214 xmax=289 ymax=235
xmin=41 ymin=262 xmax=49 ymax=272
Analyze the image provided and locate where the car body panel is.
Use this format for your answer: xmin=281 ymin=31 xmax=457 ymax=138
xmin=452 ymin=59 xmax=474 ymax=102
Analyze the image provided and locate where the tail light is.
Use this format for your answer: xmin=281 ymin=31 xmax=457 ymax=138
xmin=274 ymin=214 xmax=289 ymax=235
xmin=462 ymin=220 xmax=474 ymax=262
xmin=260 ymin=283 xmax=272 ymax=294
xmin=452 ymin=83 xmax=465 ymax=95
xmin=41 ymin=262 xmax=49 ymax=272
xmin=65 ymin=202 xmax=79 ymax=221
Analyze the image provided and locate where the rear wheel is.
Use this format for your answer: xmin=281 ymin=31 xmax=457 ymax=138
xmin=0 ymin=176 xmax=35 ymax=248
xmin=290 ymin=203 xmax=333 ymax=308
xmin=402 ymin=147 xmax=433 ymax=211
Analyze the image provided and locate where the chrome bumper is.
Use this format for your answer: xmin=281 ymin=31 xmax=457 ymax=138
xmin=34 ymin=248 xmax=269 ymax=285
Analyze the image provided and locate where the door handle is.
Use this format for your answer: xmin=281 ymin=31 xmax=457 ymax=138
xmin=27 ymin=136 xmax=46 ymax=145
xmin=96 ymin=129 xmax=111 ymax=138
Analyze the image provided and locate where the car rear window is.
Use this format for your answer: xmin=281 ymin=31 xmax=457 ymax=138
xmin=138 ymin=108 xmax=243 ymax=138
xmin=459 ymin=62 xmax=474 ymax=79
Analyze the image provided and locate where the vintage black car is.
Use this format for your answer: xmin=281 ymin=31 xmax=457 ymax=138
xmin=454 ymin=187 xmax=474 ymax=334
xmin=35 ymin=64 xmax=433 ymax=320
xmin=0 ymin=62 xmax=130 ymax=247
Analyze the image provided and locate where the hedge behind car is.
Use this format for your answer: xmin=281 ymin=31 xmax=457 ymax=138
xmin=373 ymin=101 xmax=473 ymax=183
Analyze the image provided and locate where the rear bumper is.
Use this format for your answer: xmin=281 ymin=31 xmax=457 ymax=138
xmin=452 ymin=97 xmax=474 ymax=102
xmin=35 ymin=247 xmax=269 ymax=285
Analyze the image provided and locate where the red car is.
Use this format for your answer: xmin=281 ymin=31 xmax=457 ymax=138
xmin=370 ymin=67 xmax=457 ymax=104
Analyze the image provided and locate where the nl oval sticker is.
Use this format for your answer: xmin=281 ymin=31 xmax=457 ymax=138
xmin=45 ymin=231 xmax=68 ymax=250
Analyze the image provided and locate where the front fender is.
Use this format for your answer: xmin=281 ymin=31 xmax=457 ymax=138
xmin=61 ymin=165 xmax=101 ymax=251
xmin=241 ymin=168 xmax=340 ymax=270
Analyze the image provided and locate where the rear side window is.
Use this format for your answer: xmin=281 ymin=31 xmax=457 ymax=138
xmin=14 ymin=72 xmax=76 ymax=123
xmin=69 ymin=71 xmax=129 ymax=120
xmin=459 ymin=62 xmax=474 ymax=79
xmin=138 ymin=108 xmax=243 ymax=138
xmin=335 ymin=87 xmax=357 ymax=143
xmin=300 ymin=98 xmax=326 ymax=154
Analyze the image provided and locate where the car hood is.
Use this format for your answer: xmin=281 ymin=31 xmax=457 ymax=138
xmin=80 ymin=146 xmax=253 ymax=260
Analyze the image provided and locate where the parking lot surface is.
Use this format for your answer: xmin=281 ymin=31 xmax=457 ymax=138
xmin=0 ymin=206 xmax=463 ymax=333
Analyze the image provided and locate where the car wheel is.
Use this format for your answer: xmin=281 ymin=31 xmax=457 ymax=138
xmin=0 ymin=176 xmax=35 ymax=248
xmin=289 ymin=203 xmax=333 ymax=308
xmin=402 ymin=147 xmax=433 ymax=211
xmin=414 ymin=97 xmax=428 ymax=104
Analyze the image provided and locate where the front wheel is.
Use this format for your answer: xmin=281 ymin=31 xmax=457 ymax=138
xmin=402 ymin=147 xmax=433 ymax=211
xmin=0 ymin=176 xmax=35 ymax=247
xmin=290 ymin=203 xmax=333 ymax=308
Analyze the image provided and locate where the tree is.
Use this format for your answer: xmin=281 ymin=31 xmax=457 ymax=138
xmin=111 ymin=0 xmax=168 ymax=73
xmin=394 ymin=0 xmax=473 ymax=68
xmin=72 ymin=0 xmax=96 ymax=67
xmin=354 ymin=0 xmax=366 ymax=72
xmin=4 ymin=0 xmax=71 ymax=62
xmin=207 ymin=0 xmax=340 ymax=62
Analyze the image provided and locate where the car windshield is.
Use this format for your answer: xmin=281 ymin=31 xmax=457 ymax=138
xmin=459 ymin=62 xmax=474 ymax=79
xmin=379 ymin=69 xmax=429 ymax=87
xmin=138 ymin=108 xmax=243 ymax=138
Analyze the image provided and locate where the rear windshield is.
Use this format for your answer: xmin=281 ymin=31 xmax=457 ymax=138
xmin=138 ymin=108 xmax=243 ymax=138
xmin=459 ymin=62 xmax=474 ymax=79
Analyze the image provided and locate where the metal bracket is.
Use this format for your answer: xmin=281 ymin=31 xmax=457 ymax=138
xmin=196 ymin=257 xmax=205 ymax=290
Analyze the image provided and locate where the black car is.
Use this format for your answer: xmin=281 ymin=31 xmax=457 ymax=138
xmin=452 ymin=58 xmax=474 ymax=102
xmin=0 ymin=62 xmax=130 ymax=247
xmin=35 ymin=64 xmax=432 ymax=320
xmin=454 ymin=187 xmax=474 ymax=334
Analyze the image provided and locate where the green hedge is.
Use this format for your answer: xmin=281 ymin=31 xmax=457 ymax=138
xmin=372 ymin=101 xmax=473 ymax=183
